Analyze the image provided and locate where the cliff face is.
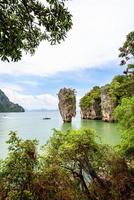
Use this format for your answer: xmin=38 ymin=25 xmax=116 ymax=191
xmin=0 ymin=89 xmax=25 ymax=112
xmin=101 ymin=86 xmax=116 ymax=122
xmin=80 ymin=75 xmax=134 ymax=122
xmin=80 ymin=86 xmax=102 ymax=120
xmin=80 ymin=86 xmax=115 ymax=122
xmin=58 ymin=88 xmax=76 ymax=122
xmin=80 ymin=98 xmax=102 ymax=120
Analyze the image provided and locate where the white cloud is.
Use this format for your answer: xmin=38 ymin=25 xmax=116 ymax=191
xmin=0 ymin=0 xmax=133 ymax=76
xmin=1 ymin=85 xmax=58 ymax=110
xmin=0 ymin=83 xmax=23 ymax=93
xmin=18 ymin=80 xmax=40 ymax=87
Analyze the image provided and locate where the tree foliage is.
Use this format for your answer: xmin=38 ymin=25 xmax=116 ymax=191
xmin=80 ymin=77 xmax=134 ymax=121
xmin=0 ymin=0 xmax=72 ymax=61
xmin=0 ymin=132 xmax=38 ymax=199
xmin=40 ymin=128 xmax=134 ymax=200
xmin=119 ymin=31 xmax=134 ymax=76
xmin=80 ymin=86 xmax=101 ymax=110
xmin=0 ymin=129 xmax=134 ymax=199
xmin=114 ymin=96 xmax=134 ymax=161
xmin=40 ymin=128 xmax=111 ymax=199
xmin=108 ymin=75 xmax=134 ymax=105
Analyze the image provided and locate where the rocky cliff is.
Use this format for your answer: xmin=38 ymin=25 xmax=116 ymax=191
xmin=80 ymin=75 xmax=134 ymax=122
xmin=0 ymin=89 xmax=25 ymax=112
xmin=58 ymin=88 xmax=76 ymax=122
xmin=80 ymin=86 xmax=102 ymax=120
xmin=101 ymin=86 xmax=116 ymax=122
xmin=80 ymin=99 xmax=102 ymax=120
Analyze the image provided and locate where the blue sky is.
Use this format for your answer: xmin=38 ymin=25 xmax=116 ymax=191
xmin=0 ymin=61 xmax=124 ymax=96
xmin=0 ymin=0 xmax=133 ymax=109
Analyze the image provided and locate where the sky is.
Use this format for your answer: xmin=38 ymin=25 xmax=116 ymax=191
xmin=0 ymin=0 xmax=134 ymax=110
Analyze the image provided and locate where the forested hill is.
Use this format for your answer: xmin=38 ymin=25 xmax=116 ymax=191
xmin=80 ymin=75 xmax=134 ymax=122
xmin=0 ymin=89 xmax=24 ymax=112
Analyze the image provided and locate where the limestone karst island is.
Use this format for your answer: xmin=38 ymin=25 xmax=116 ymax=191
xmin=0 ymin=89 xmax=24 ymax=112
xmin=0 ymin=0 xmax=134 ymax=200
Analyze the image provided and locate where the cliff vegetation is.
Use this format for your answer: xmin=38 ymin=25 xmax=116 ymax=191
xmin=80 ymin=75 xmax=134 ymax=121
xmin=80 ymin=86 xmax=102 ymax=120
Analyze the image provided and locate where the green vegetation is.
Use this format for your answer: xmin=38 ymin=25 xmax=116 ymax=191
xmin=0 ymin=0 xmax=72 ymax=62
xmin=0 ymin=103 xmax=24 ymax=112
xmin=108 ymin=75 xmax=134 ymax=105
xmin=80 ymin=75 xmax=134 ymax=121
xmin=80 ymin=86 xmax=101 ymax=110
xmin=119 ymin=31 xmax=134 ymax=76
xmin=63 ymin=89 xmax=76 ymax=104
xmin=0 ymin=132 xmax=38 ymax=199
xmin=115 ymin=96 xmax=134 ymax=161
xmin=0 ymin=89 xmax=24 ymax=112
xmin=0 ymin=125 xmax=133 ymax=199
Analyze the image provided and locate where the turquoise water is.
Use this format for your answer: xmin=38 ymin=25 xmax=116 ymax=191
xmin=0 ymin=111 xmax=121 ymax=158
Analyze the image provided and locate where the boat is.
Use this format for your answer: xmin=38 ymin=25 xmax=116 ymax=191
xmin=43 ymin=117 xmax=51 ymax=120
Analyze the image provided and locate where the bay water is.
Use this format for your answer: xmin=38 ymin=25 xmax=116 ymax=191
xmin=0 ymin=111 xmax=121 ymax=158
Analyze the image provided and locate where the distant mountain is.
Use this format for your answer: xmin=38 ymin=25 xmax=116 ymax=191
xmin=0 ymin=89 xmax=25 ymax=112
xmin=26 ymin=109 xmax=58 ymax=112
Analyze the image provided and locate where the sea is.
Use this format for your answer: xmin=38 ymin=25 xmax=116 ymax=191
xmin=0 ymin=110 xmax=121 ymax=158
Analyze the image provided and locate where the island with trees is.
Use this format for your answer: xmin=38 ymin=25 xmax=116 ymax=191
xmin=0 ymin=89 xmax=24 ymax=112
xmin=80 ymin=74 xmax=134 ymax=122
